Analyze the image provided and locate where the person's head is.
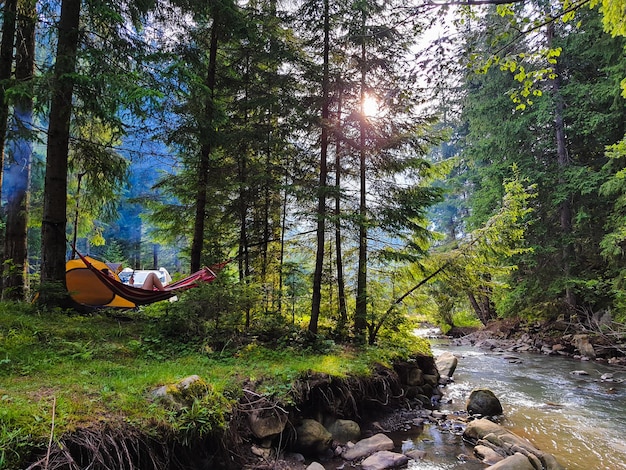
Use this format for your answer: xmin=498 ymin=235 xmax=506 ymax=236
xmin=101 ymin=268 xmax=114 ymax=278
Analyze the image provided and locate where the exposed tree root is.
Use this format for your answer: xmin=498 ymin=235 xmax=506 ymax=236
xmin=26 ymin=424 xmax=169 ymax=470
xmin=23 ymin=356 xmax=436 ymax=470
xmin=24 ymin=422 xmax=230 ymax=470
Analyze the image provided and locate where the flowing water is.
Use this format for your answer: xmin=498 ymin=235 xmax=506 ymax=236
xmin=400 ymin=333 xmax=626 ymax=470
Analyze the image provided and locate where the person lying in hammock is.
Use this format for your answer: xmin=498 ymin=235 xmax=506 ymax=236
xmin=101 ymin=268 xmax=166 ymax=291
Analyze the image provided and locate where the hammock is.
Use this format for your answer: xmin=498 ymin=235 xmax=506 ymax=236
xmin=74 ymin=250 xmax=228 ymax=306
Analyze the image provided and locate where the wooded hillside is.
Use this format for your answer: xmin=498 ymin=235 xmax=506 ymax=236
xmin=1 ymin=0 xmax=625 ymax=342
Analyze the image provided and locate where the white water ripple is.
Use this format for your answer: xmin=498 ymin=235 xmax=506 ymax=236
xmin=423 ymin=340 xmax=626 ymax=470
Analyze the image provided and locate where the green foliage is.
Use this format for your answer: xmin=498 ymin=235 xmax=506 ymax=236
xmin=97 ymin=239 xmax=129 ymax=266
xmin=168 ymin=382 xmax=233 ymax=446
xmin=451 ymin=309 xmax=483 ymax=329
xmin=0 ymin=412 xmax=42 ymax=470
xmin=426 ymin=280 xmax=464 ymax=329
xmin=418 ymin=169 xmax=535 ymax=325
xmin=369 ymin=327 xmax=432 ymax=362
xmin=454 ymin=6 xmax=626 ymax=321
xmin=589 ymin=0 xmax=626 ymax=38
xmin=600 ymin=138 xmax=626 ymax=317
xmin=159 ymin=276 xmax=254 ymax=347
xmin=600 ymin=138 xmax=626 ymax=260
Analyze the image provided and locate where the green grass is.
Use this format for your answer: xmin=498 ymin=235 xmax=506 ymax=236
xmin=0 ymin=302 xmax=430 ymax=468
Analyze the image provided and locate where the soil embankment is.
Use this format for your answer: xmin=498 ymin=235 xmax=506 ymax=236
xmin=23 ymin=355 xmax=440 ymax=470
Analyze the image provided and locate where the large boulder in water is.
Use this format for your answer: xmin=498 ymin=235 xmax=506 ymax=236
xmin=464 ymin=418 xmax=564 ymax=470
xmin=485 ymin=453 xmax=535 ymax=470
xmin=342 ymin=433 xmax=394 ymax=461
xmin=466 ymin=389 xmax=503 ymax=416
xmin=435 ymin=351 xmax=458 ymax=379
xmin=361 ymin=450 xmax=409 ymax=470
xmin=473 ymin=444 xmax=504 ymax=465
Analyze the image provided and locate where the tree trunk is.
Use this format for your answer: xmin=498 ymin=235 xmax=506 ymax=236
xmin=467 ymin=293 xmax=485 ymax=324
xmin=467 ymin=289 xmax=495 ymax=326
xmin=309 ymin=0 xmax=331 ymax=334
xmin=278 ymin=166 xmax=288 ymax=315
xmin=262 ymin=135 xmax=271 ymax=313
xmin=334 ymin=86 xmax=348 ymax=332
xmin=547 ymin=21 xmax=575 ymax=316
xmin=40 ymin=0 xmax=81 ymax=305
xmin=190 ymin=17 xmax=219 ymax=273
xmin=152 ymin=243 xmax=158 ymax=269
xmin=238 ymin=135 xmax=251 ymax=327
xmin=0 ymin=0 xmax=18 ymax=199
xmin=354 ymin=11 xmax=368 ymax=341
xmin=2 ymin=2 xmax=35 ymax=300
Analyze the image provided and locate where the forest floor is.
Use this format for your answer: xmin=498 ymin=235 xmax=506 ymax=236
xmin=0 ymin=304 xmax=433 ymax=470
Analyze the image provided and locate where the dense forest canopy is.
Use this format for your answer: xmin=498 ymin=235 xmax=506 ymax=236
xmin=0 ymin=0 xmax=625 ymax=342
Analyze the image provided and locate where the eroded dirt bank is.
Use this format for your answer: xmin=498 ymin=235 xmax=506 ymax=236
xmin=23 ymin=355 xmax=440 ymax=470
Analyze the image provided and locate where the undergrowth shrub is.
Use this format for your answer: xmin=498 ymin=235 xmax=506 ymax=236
xmin=167 ymin=382 xmax=234 ymax=446
xmin=158 ymin=277 xmax=256 ymax=348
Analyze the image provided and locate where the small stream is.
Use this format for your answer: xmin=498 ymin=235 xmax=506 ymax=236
xmin=398 ymin=331 xmax=626 ymax=470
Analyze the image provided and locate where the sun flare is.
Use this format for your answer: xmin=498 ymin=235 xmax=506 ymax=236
xmin=362 ymin=94 xmax=379 ymax=117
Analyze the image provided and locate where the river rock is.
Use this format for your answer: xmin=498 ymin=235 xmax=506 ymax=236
xmin=423 ymin=374 xmax=439 ymax=387
xmin=436 ymin=351 xmax=458 ymax=379
xmin=473 ymin=444 xmax=504 ymax=465
xmin=251 ymin=444 xmax=272 ymax=459
xmin=406 ymin=449 xmax=426 ymax=460
xmin=305 ymin=462 xmax=325 ymax=470
xmin=295 ymin=419 xmax=332 ymax=455
xmin=464 ymin=418 xmax=564 ymax=470
xmin=342 ymin=433 xmax=394 ymax=461
xmin=466 ymin=389 xmax=503 ymax=416
xmin=150 ymin=375 xmax=208 ymax=410
xmin=572 ymin=334 xmax=596 ymax=359
xmin=485 ymin=452 xmax=535 ymax=470
xmin=394 ymin=361 xmax=425 ymax=386
xmin=248 ymin=407 xmax=288 ymax=439
xmin=326 ymin=419 xmax=361 ymax=444
xmin=465 ymin=418 xmax=533 ymax=449
xmin=361 ymin=450 xmax=408 ymax=470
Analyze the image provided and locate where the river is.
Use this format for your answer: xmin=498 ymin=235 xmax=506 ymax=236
xmin=398 ymin=330 xmax=626 ymax=470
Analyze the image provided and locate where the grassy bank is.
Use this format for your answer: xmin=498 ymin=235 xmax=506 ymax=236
xmin=0 ymin=302 xmax=430 ymax=469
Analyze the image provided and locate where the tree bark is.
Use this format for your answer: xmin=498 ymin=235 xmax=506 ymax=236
xmin=309 ymin=0 xmax=331 ymax=334
xmin=547 ymin=21 xmax=576 ymax=315
xmin=467 ymin=290 xmax=494 ymax=325
xmin=236 ymin=49 xmax=252 ymax=327
xmin=354 ymin=10 xmax=368 ymax=341
xmin=262 ymin=130 xmax=272 ymax=313
xmin=0 ymin=0 xmax=18 ymax=199
xmin=334 ymin=86 xmax=348 ymax=332
xmin=2 ymin=1 xmax=35 ymax=300
xmin=40 ymin=0 xmax=81 ymax=304
xmin=278 ymin=166 xmax=288 ymax=315
xmin=190 ymin=16 xmax=219 ymax=273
